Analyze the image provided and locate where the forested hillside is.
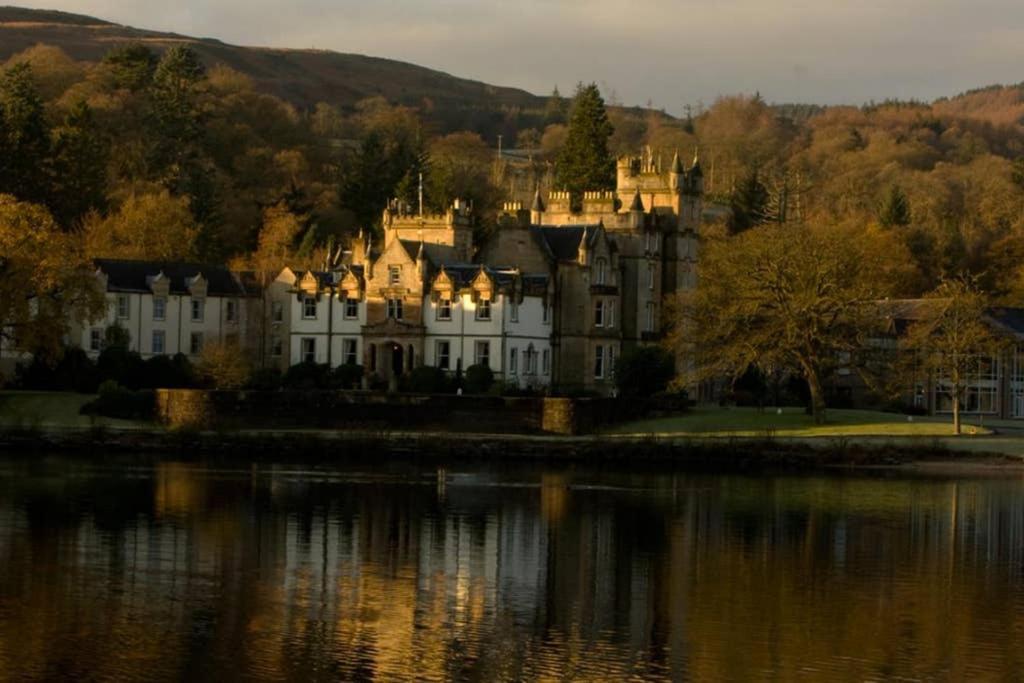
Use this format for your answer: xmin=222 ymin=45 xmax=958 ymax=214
xmin=2 ymin=5 xmax=1024 ymax=302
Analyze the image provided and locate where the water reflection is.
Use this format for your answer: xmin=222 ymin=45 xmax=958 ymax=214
xmin=1 ymin=459 xmax=1024 ymax=680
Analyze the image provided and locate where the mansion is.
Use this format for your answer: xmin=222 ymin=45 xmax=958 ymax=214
xmin=33 ymin=150 xmax=702 ymax=395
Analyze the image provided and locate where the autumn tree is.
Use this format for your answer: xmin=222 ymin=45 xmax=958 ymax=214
xmin=676 ymin=223 xmax=898 ymax=423
xmin=196 ymin=339 xmax=250 ymax=389
xmin=0 ymin=195 xmax=105 ymax=359
xmin=82 ymin=191 xmax=199 ymax=260
xmin=555 ymin=83 xmax=615 ymax=198
xmin=899 ymin=276 xmax=1005 ymax=434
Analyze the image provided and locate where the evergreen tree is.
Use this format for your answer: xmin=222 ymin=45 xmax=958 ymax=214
xmin=340 ymin=130 xmax=392 ymax=231
xmin=150 ymin=46 xmax=206 ymax=173
xmin=0 ymin=63 xmax=51 ymax=205
xmin=50 ymin=100 xmax=109 ymax=227
xmin=555 ymin=83 xmax=615 ymax=198
xmin=544 ymin=86 xmax=567 ymax=125
xmin=102 ymin=44 xmax=158 ymax=92
xmin=727 ymin=170 xmax=769 ymax=234
xmin=878 ymin=184 xmax=911 ymax=227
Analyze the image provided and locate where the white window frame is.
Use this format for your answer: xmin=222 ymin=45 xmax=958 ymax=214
xmin=388 ymin=265 xmax=402 ymax=286
xmin=437 ymin=297 xmax=452 ymax=321
xmin=301 ymin=337 xmax=316 ymax=364
xmin=89 ymin=328 xmax=102 ymax=352
xmin=594 ymin=300 xmax=604 ymax=328
xmin=475 ymin=340 xmax=490 ymax=368
xmin=302 ymin=296 xmax=317 ymax=320
xmin=647 ymin=263 xmax=655 ymax=290
xmin=437 ymin=340 xmax=451 ymax=370
xmin=152 ymin=296 xmax=166 ymax=321
xmin=608 ymin=300 xmax=615 ymax=328
xmin=271 ymin=335 xmax=283 ymax=357
xmin=189 ymin=332 xmax=203 ymax=355
xmin=594 ymin=344 xmax=605 ymax=379
xmin=387 ymin=298 xmax=403 ymax=320
xmin=272 ymin=301 xmax=284 ymax=323
xmin=542 ymin=348 xmax=550 ymax=375
xmin=344 ymin=297 xmax=359 ymax=319
xmin=595 ymin=258 xmax=607 ymax=285
xmin=543 ymin=300 xmax=551 ymax=325
xmin=151 ymin=330 xmax=165 ymax=355
xmin=226 ymin=299 xmax=238 ymax=323
xmin=343 ymin=338 xmax=358 ymax=365
xmin=476 ymin=298 xmax=491 ymax=321
xmin=116 ymin=294 xmax=130 ymax=320
xmin=509 ymin=347 xmax=518 ymax=375
xmin=191 ymin=298 xmax=204 ymax=323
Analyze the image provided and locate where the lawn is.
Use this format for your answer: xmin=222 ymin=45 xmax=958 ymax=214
xmin=609 ymin=407 xmax=994 ymax=438
xmin=0 ymin=391 xmax=146 ymax=429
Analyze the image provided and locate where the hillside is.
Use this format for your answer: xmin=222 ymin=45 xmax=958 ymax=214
xmin=0 ymin=5 xmax=546 ymax=128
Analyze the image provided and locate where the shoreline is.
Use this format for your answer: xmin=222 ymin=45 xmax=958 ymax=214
xmin=3 ymin=425 xmax=1023 ymax=472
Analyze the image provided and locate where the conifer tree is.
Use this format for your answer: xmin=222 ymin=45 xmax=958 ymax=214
xmin=544 ymin=86 xmax=567 ymax=125
xmin=879 ymin=184 xmax=911 ymax=227
xmin=0 ymin=63 xmax=50 ymax=205
xmin=50 ymin=100 xmax=109 ymax=227
xmin=727 ymin=170 xmax=769 ymax=234
xmin=555 ymin=83 xmax=615 ymax=197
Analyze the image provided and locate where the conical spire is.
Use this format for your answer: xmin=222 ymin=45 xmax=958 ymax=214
xmin=531 ymin=186 xmax=546 ymax=212
xmin=691 ymin=147 xmax=703 ymax=176
xmin=629 ymin=188 xmax=644 ymax=212
xmin=671 ymin=150 xmax=685 ymax=174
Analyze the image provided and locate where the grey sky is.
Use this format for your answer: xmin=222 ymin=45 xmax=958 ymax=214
xmin=16 ymin=0 xmax=1024 ymax=113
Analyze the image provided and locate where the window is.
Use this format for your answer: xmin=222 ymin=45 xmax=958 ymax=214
xmin=189 ymin=332 xmax=203 ymax=355
xmin=388 ymin=265 xmax=402 ymax=286
xmin=302 ymin=296 xmax=317 ymax=319
xmin=343 ymin=338 xmax=358 ymax=365
xmin=594 ymin=344 xmax=605 ymax=379
xmin=153 ymin=297 xmax=166 ymax=321
xmin=271 ymin=335 xmax=282 ymax=357
xmin=345 ymin=297 xmax=359 ymax=319
xmin=542 ymin=349 xmax=551 ymax=375
xmin=595 ymin=258 xmax=607 ymax=285
xmin=608 ymin=300 xmax=615 ymax=328
xmin=645 ymin=302 xmax=655 ymax=332
xmin=647 ymin=263 xmax=655 ymax=290
xmin=646 ymin=232 xmax=658 ymax=253
xmin=191 ymin=299 xmax=204 ymax=322
xmin=594 ymin=300 xmax=604 ymax=327
xmin=272 ymin=301 xmax=284 ymax=323
xmin=226 ymin=300 xmax=238 ymax=322
xmin=437 ymin=340 xmax=451 ymax=370
xmin=151 ymin=330 xmax=165 ymax=355
xmin=475 ymin=340 xmax=490 ymax=368
xmin=509 ymin=347 xmax=518 ymax=374
xmin=609 ymin=345 xmax=617 ymax=376
xmin=524 ymin=344 xmax=537 ymax=375
xmin=476 ymin=298 xmax=491 ymax=321
xmin=89 ymin=328 xmax=102 ymax=352
xmin=117 ymin=295 xmax=130 ymax=320
xmin=510 ymin=299 xmax=519 ymax=322
xmin=437 ymin=297 xmax=452 ymax=321
xmin=301 ymin=337 xmax=316 ymax=364
xmin=543 ymin=301 xmax=551 ymax=325
xmin=387 ymin=298 xmax=403 ymax=320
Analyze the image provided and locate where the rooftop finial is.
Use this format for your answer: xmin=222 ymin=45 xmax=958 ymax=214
xmin=531 ymin=185 xmax=546 ymax=213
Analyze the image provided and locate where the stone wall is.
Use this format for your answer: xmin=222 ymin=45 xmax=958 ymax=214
xmin=152 ymin=390 xmax=668 ymax=435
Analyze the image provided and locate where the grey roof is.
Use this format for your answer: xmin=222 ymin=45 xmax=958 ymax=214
xmin=398 ymin=240 xmax=460 ymax=270
xmin=531 ymin=187 xmax=546 ymax=212
xmin=94 ymin=259 xmax=251 ymax=297
xmin=986 ymin=307 xmax=1024 ymax=338
xmin=628 ymin=189 xmax=644 ymax=211
xmin=528 ymin=225 xmax=609 ymax=263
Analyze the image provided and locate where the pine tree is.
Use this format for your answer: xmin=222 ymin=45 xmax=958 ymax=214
xmin=544 ymin=86 xmax=567 ymax=125
xmin=102 ymin=44 xmax=157 ymax=92
xmin=878 ymin=184 xmax=911 ymax=227
xmin=50 ymin=100 xmax=109 ymax=227
xmin=0 ymin=63 xmax=51 ymax=205
xmin=554 ymin=83 xmax=615 ymax=198
xmin=727 ymin=170 xmax=769 ymax=234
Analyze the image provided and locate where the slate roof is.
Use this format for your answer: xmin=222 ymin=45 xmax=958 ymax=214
xmin=528 ymin=225 xmax=606 ymax=263
xmin=94 ymin=259 xmax=251 ymax=297
xmin=986 ymin=307 xmax=1024 ymax=338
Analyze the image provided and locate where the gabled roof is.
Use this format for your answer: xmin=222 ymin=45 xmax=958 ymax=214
xmin=528 ymin=225 xmax=609 ymax=263
xmin=94 ymin=259 xmax=250 ymax=297
xmin=398 ymin=240 xmax=459 ymax=270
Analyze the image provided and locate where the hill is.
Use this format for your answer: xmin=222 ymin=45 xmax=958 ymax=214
xmin=0 ymin=5 xmax=547 ymax=130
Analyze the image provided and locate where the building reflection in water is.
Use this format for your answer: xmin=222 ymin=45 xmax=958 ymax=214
xmin=1 ymin=460 xmax=1024 ymax=680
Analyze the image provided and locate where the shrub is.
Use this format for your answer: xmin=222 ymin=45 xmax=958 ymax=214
xmin=284 ymin=361 xmax=332 ymax=389
xmin=142 ymin=353 xmax=195 ymax=389
xmin=331 ymin=363 xmax=364 ymax=390
xmin=82 ymin=380 xmax=154 ymax=420
xmin=96 ymin=345 xmax=145 ymax=389
xmin=14 ymin=347 xmax=99 ymax=392
xmin=196 ymin=341 xmax=250 ymax=389
xmin=464 ymin=364 xmax=494 ymax=394
xmin=248 ymin=366 xmax=283 ymax=391
xmin=614 ymin=346 xmax=675 ymax=397
xmin=406 ymin=365 xmax=448 ymax=394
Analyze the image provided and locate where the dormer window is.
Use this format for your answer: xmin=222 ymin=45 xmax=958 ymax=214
xmin=595 ymin=258 xmax=607 ymax=285
xmin=345 ymin=297 xmax=359 ymax=319
xmin=389 ymin=265 xmax=401 ymax=286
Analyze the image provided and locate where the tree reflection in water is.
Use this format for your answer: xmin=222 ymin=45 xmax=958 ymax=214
xmin=0 ymin=459 xmax=1023 ymax=681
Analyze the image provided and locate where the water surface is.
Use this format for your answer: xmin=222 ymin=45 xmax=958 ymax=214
xmin=1 ymin=457 xmax=1023 ymax=681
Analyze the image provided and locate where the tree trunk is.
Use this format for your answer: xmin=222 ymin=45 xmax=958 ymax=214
xmin=953 ymin=393 xmax=961 ymax=435
xmin=806 ymin=368 xmax=827 ymax=424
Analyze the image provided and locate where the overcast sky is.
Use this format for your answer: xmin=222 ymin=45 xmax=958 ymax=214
xmin=16 ymin=0 xmax=1024 ymax=113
